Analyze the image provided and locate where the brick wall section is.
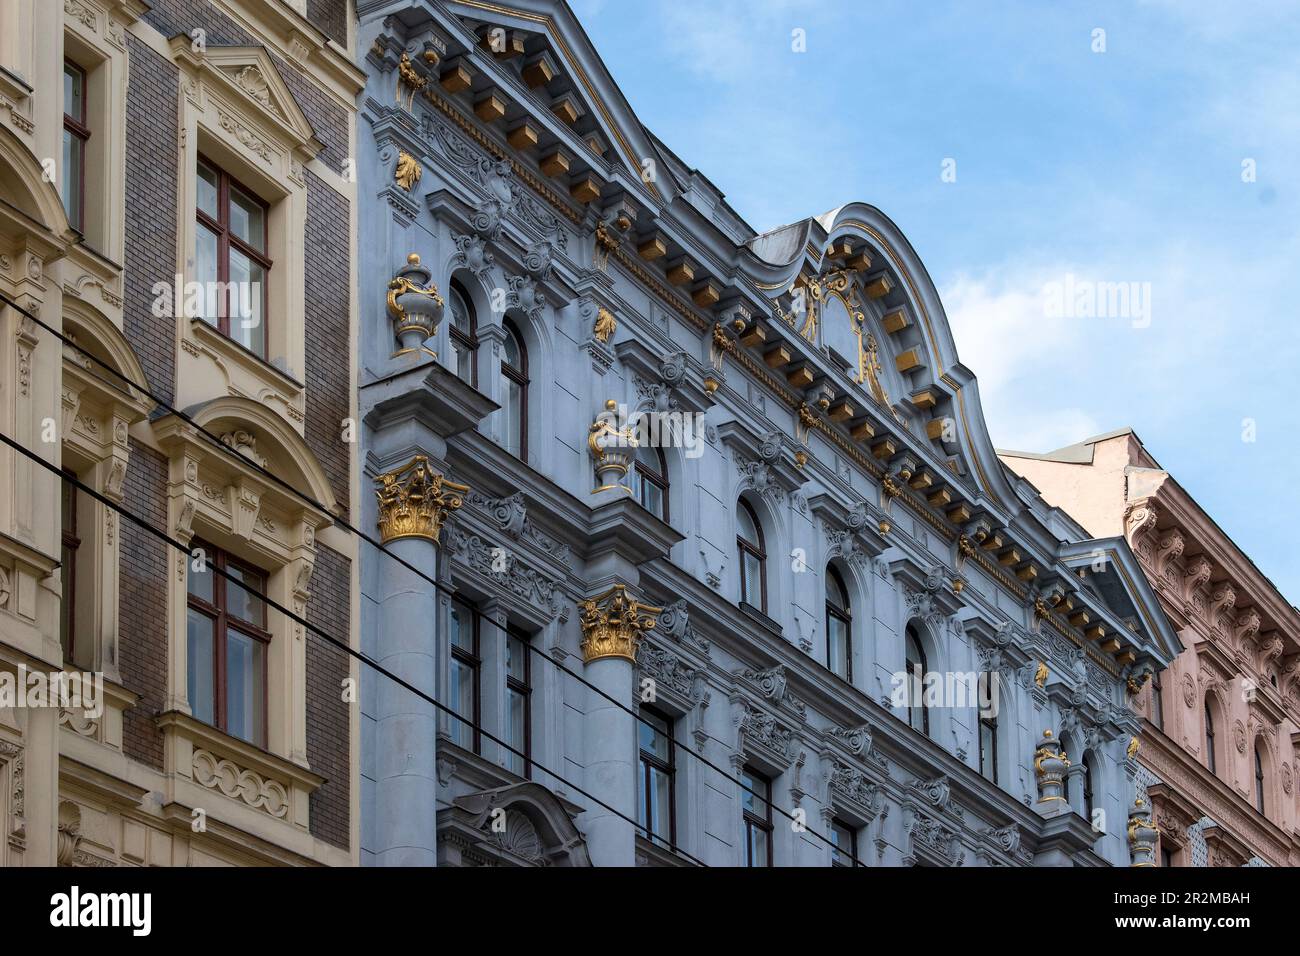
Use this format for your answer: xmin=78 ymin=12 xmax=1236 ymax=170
xmin=307 ymin=0 xmax=348 ymax=49
xmin=303 ymin=170 xmax=351 ymax=518
xmin=306 ymin=544 xmax=351 ymax=850
xmin=124 ymin=36 xmax=179 ymax=406
xmin=141 ymin=0 xmax=348 ymax=172
xmin=118 ymin=446 xmax=170 ymax=770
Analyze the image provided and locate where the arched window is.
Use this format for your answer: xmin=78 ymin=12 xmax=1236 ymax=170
xmin=1204 ymin=701 xmax=1217 ymax=774
xmin=448 ymin=281 xmax=478 ymax=386
xmin=501 ymin=319 xmax=528 ymax=460
xmin=905 ymin=625 xmax=928 ymax=736
xmin=736 ymin=499 xmax=766 ymax=613
xmin=1082 ymin=753 xmax=1095 ymax=821
xmin=1150 ymin=670 xmax=1164 ymax=730
xmin=631 ymin=444 xmax=668 ymax=522
xmin=825 ymin=567 xmax=851 ymax=681
xmin=1254 ymin=743 xmax=1266 ymax=815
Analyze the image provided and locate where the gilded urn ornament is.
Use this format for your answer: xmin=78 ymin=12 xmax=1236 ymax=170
xmin=374 ymin=455 xmax=469 ymax=544
xmin=587 ymin=399 xmax=638 ymax=493
xmin=387 ymin=253 xmax=444 ymax=356
xmin=1032 ymin=729 xmax=1070 ymax=804
xmin=578 ymin=584 xmax=662 ymax=664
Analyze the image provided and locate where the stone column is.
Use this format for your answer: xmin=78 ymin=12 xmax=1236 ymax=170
xmin=580 ymin=584 xmax=659 ymax=867
xmin=372 ymin=456 xmax=467 ymax=867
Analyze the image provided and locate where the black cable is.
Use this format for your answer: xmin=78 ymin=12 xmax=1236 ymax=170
xmin=4 ymin=291 xmax=866 ymax=866
xmin=0 ymin=429 xmax=709 ymax=868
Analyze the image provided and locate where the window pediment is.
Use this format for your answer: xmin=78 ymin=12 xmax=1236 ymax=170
xmin=170 ymin=40 xmax=322 ymax=170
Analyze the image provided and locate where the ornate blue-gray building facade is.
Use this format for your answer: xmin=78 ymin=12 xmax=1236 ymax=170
xmin=354 ymin=0 xmax=1181 ymax=867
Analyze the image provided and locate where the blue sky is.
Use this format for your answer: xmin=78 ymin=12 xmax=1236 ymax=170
xmin=570 ymin=0 xmax=1300 ymax=605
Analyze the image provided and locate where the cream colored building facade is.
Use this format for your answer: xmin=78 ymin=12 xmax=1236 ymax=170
xmin=0 ymin=0 xmax=363 ymax=866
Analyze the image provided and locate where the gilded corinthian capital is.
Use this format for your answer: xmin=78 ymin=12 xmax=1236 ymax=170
xmin=374 ymin=456 xmax=469 ymax=545
xmin=578 ymin=584 xmax=662 ymax=664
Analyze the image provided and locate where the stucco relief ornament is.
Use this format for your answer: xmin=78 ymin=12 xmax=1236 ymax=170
xmin=506 ymin=273 xmax=545 ymax=322
xmin=394 ymin=150 xmax=422 ymax=191
xmin=374 ymin=456 xmax=469 ymax=545
xmin=593 ymin=306 xmax=616 ymax=344
xmin=1033 ymin=729 xmax=1070 ymax=805
xmin=588 ymin=400 xmax=638 ymax=494
xmin=386 ymin=254 xmax=444 ymax=356
xmin=452 ymin=232 xmax=494 ymax=282
xmin=578 ymin=584 xmax=661 ymax=665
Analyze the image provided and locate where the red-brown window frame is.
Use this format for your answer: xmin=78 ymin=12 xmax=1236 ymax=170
xmin=505 ymin=623 xmax=532 ymax=779
xmin=195 ymin=157 xmax=272 ymax=356
xmin=448 ymin=281 xmax=479 ymax=388
xmin=60 ymin=469 xmax=80 ymax=664
xmin=449 ymin=598 xmax=482 ymax=754
xmin=501 ymin=318 xmax=528 ymax=463
xmin=634 ymin=445 xmax=669 ymax=523
xmin=186 ymin=541 xmax=271 ymax=748
xmin=736 ymin=498 xmax=767 ymax=614
xmin=63 ymin=60 xmax=89 ymax=233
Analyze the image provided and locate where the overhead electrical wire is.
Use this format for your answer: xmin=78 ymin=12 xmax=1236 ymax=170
xmin=2 ymin=291 xmax=867 ymax=867
xmin=0 ymin=429 xmax=710 ymax=868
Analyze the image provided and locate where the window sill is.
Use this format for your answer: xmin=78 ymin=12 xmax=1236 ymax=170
xmin=157 ymin=710 xmax=324 ymax=838
xmin=635 ymin=833 xmax=699 ymax=867
xmin=184 ymin=317 xmax=307 ymax=428
xmin=738 ymin=601 xmax=783 ymax=638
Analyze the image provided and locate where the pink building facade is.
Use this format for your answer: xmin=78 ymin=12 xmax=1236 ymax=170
xmin=1001 ymin=429 xmax=1300 ymax=866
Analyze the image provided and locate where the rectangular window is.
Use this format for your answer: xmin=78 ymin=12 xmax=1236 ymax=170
xmin=831 ymin=818 xmax=857 ymax=867
xmin=195 ymin=158 xmax=271 ymax=357
xmin=504 ymin=626 xmax=531 ymax=778
xmin=59 ymin=470 xmax=80 ymax=663
xmin=448 ymin=599 xmax=480 ymax=754
xmin=1151 ymin=672 xmax=1164 ymax=730
xmin=741 ymin=767 xmax=773 ymax=867
xmin=978 ymin=673 xmax=998 ymax=784
xmin=185 ymin=543 xmax=269 ymax=746
xmin=62 ymin=61 xmax=88 ymax=232
xmin=637 ymin=707 xmax=675 ymax=847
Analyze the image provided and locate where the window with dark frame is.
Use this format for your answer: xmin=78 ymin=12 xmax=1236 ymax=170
xmin=504 ymin=624 xmax=532 ymax=778
xmin=905 ymin=626 xmax=929 ymax=736
xmin=1160 ymin=843 xmax=1174 ymax=868
xmin=830 ymin=818 xmax=857 ymax=867
xmin=185 ymin=542 xmax=270 ymax=747
xmin=1254 ymin=743 xmax=1266 ymax=815
xmin=736 ymin=498 xmax=767 ymax=614
xmin=62 ymin=61 xmax=88 ymax=233
xmin=195 ymin=157 xmax=271 ymax=357
xmin=501 ymin=319 xmax=528 ymax=461
xmin=448 ymin=282 xmax=478 ymax=386
xmin=637 ymin=707 xmax=675 ymax=848
xmin=1151 ymin=670 xmax=1164 ymax=730
xmin=978 ymin=673 xmax=997 ymax=784
xmin=1204 ymin=702 xmax=1216 ymax=774
xmin=1082 ymin=753 xmax=1095 ymax=820
xmin=631 ymin=444 xmax=668 ymax=522
xmin=741 ymin=766 xmax=773 ymax=867
xmin=825 ymin=566 xmax=851 ymax=681
xmin=59 ymin=470 xmax=80 ymax=664
xmin=448 ymin=598 xmax=481 ymax=754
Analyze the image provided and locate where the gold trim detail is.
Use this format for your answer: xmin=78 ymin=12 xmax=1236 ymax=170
xmin=374 ymin=456 xmax=469 ymax=544
xmin=395 ymin=150 xmax=422 ymax=190
xmin=578 ymin=584 xmax=662 ymax=664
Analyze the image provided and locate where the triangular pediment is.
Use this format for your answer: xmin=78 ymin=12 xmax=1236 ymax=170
xmin=437 ymin=0 xmax=677 ymax=204
xmin=169 ymin=40 xmax=321 ymax=158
